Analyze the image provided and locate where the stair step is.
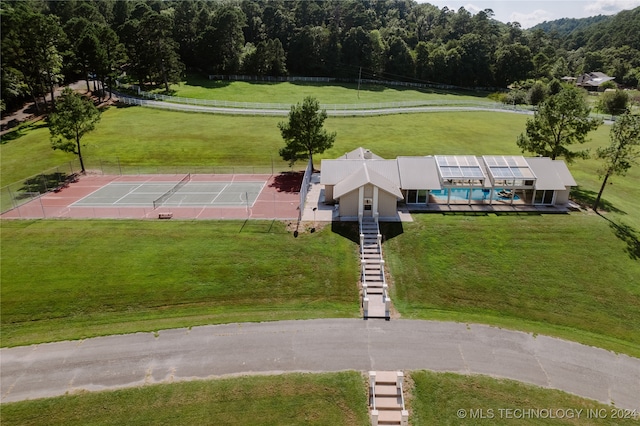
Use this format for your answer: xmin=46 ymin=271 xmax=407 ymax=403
xmin=377 ymin=410 xmax=403 ymax=424
xmin=375 ymin=396 xmax=403 ymax=409
xmin=375 ymin=385 xmax=399 ymax=396
xmin=375 ymin=371 xmax=399 ymax=384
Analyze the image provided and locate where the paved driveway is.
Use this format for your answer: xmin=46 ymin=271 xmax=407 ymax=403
xmin=1 ymin=319 xmax=638 ymax=409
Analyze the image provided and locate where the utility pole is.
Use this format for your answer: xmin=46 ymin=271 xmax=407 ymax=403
xmin=357 ymin=67 xmax=362 ymax=99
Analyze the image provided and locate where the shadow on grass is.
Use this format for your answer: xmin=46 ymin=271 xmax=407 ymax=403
xmin=331 ymin=221 xmax=359 ymax=244
xmin=493 ymin=211 xmax=543 ymax=217
xmin=379 ymin=222 xmax=404 ymax=242
xmin=239 ymin=219 xmax=281 ymax=234
xmin=571 ymin=186 xmax=626 ymax=215
xmin=440 ymin=211 xmax=490 ymax=216
xmin=598 ymin=214 xmax=640 ymax=260
xmin=17 ymin=172 xmax=76 ymax=198
xmin=269 ymin=171 xmax=304 ymax=193
xmin=330 ymin=221 xmax=404 ymax=244
xmin=185 ymin=74 xmax=233 ymax=89
xmin=1 ymin=121 xmax=48 ymax=144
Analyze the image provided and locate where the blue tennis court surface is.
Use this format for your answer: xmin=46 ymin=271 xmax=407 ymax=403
xmin=72 ymin=181 xmax=266 ymax=208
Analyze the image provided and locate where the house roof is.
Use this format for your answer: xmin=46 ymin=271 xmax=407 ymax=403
xmin=577 ymin=72 xmax=615 ymax=87
xmin=320 ymin=159 xmax=400 ymax=185
xmin=322 ymin=150 xmax=576 ymax=196
xmin=333 ymin=163 xmax=404 ymax=199
xmin=525 ymin=158 xmax=576 ymax=190
xmin=397 ymin=156 xmax=441 ymax=189
xmin=338 ymin=147 xmax=384 ymax=160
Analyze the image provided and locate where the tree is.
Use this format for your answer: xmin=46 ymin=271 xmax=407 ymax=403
xmin=593 ymin=111 xmax=640 ymax=212
xmin=516 ymin=86 xmax=602 ymax=163
xmin=527 ymin=81 xmax=547 ymax=106
xmin=49 ymin=88 xmax=101 ymax=173
xmin=278 ymin=96 xmax=336 ymax=170
xmin=598 ymin=89 xmax=629 ymax=116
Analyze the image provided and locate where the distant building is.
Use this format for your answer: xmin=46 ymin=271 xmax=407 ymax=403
xmin=576 ymin=72 xmax=616 ymax=91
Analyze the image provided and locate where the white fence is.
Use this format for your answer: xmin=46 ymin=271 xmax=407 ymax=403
xmin=115 ymin=90 xmax=531 ymax=116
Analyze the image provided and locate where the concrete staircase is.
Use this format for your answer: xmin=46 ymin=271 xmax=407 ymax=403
xmin=369 ymin=371 xmax=408 ymax=426
xmin=360 ymin=216 xmax=390 ymax=319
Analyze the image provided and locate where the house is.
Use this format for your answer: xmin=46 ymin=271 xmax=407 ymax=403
xmin=320 ymin=148 xmax=576 ymax=220
xmin=576 ymin=72 xmax=616 ymax=91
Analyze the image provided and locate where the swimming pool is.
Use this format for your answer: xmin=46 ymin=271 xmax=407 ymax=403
xmin=430 ymin=188 xmax=520 ymax=202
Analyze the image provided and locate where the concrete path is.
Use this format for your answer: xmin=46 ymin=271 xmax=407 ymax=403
xmin=1 ymin=319 xmax=638 ymax=409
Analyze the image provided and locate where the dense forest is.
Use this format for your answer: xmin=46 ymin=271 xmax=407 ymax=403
xmin=2 ymin=0 xmax=639 ymax=113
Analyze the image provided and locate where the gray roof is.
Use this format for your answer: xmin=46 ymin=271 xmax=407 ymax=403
xmin=577 ymin=72 xmax=615 ymax=87
xmin=338 ymin=147 xmax=384 ymax=160
xmin=397 ymin=156 xmax=441 ymax=189
xmin=525 ymin=158 xmax=576 ymax=190
xmin=333 ymin=163 xmax=403 ymax=199
xmin=320 ymin=159 xmax=400 ymax=185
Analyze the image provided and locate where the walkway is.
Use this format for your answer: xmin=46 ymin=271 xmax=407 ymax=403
xmin=360 ymin=217 xmax=390 ymax=319
xmin=2 ymin=320 xmax=638 ymax=410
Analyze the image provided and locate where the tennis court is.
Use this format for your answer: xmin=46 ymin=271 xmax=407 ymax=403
xmin=73 ymin=178 xmax=266 ymax=209
xmin=1 ymin=173 xmax=303 ymax=220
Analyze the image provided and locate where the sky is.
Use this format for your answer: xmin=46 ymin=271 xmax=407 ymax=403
xmin=421 ymin=0 xmax=640 ymax=28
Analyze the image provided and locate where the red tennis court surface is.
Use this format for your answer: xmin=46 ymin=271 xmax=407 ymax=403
xmin=1 ymin=173 xmax=303 ymax=220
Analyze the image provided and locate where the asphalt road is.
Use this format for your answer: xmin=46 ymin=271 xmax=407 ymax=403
xmin=1 ymin=319 xmax=638 ymax=409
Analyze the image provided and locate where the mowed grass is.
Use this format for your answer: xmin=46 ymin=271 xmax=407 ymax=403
xmin=2 ymin=371 xmax=634 ymax=426
xmin=0 ymin=220 xmax=359 ymax=347
xmin=166 ymin=76 xmax=490 ymax=105
xmin=409 ymin=371 xmax=639 ymax=425
xmin=1 ymin=107 xmax=530 ymax=185
xmin=0 ymin=372 xmax=370 ymax=426
xmin=383 ymin=213 xmax=640 ymax=357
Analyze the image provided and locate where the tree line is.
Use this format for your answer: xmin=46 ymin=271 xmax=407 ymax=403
xmin=2 ymin=0 xmax=640 ymax=113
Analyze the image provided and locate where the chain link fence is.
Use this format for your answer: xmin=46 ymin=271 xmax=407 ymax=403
xmin=1 ymin=158 xmax=286 ymax=214
xmin=1 ymin=160 xmax=82 ymax=214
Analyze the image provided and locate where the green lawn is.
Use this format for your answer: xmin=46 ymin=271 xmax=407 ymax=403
xmin=162 ymin=75 xmax=491 ymax=105
xmin=2 ymin=371 xmax=634 ymax=426
xmin=1 ymin=108 xmax=531 ymax=185
xmin=0 ymin=372 xmax=370 ymax=426
xmin=0 ymin=220 xmax=359 ymax=347
xmin=409 ymin=371 xmax=639 ymax=425
xmin=383 ymin=214 xmax=640 ymax=357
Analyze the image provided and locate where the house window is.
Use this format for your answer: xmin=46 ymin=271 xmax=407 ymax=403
xmin=406 ymin=190 xmax=427 ymax=204
xmin=534 ymin=190 xmax=555 ymax=205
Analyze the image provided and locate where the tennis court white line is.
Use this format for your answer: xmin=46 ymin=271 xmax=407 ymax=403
xmin=209 ymin=183 xmax=230 ymax=205
xmin=113 ymin=183 xmax=147 ymax=205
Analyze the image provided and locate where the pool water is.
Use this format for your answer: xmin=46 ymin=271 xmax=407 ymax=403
xmin=431 ymin=188 xmax=520 ymax=202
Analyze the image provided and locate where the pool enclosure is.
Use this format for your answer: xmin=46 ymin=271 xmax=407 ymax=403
xmin=321 ymin=149 xmax=576 ymax=219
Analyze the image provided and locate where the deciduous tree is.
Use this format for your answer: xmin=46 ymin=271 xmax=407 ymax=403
xmin=278 ymin=96 xmax=336 ymax=170
xmin=49 ymin=88 xmax=101 ymax=173
xmin=516 ymin=85 xmax=602 ymax=162
xmin=593 ymin=111 xmax=640 ymax=212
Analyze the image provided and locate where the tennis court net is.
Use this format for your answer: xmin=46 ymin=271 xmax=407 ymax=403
xmin=153 ymin=174 xmax=191 ymax=209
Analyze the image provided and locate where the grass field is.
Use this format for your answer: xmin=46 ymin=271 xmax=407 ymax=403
xmin=0 ymin=372 xmax=370 ymax=426
xmin=0 ymin=220 xmax=359 ymax=347
xmin=1 ymin=108 xmax=532 ymax=186
xmin=382 ymin=214 xmax=640 ymax=357
xmin=1 ymin=214 xmax=639 ymax=355
xmin=161 ymin=75 xmax=491 ymax=105
xmin=409 ymin=371 xmax=639 ymax=425
xmin=2 ymin=371 xmax=635 ymax=426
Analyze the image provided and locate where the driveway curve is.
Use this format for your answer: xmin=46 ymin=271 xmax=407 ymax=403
xmin=1 ymin=319 xmax=638 ymax=409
